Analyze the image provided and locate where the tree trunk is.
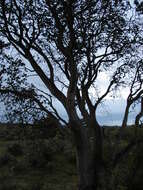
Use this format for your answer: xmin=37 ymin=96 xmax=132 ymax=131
xmin=122 ymin=103 xmax=130 ymax=128
xmin=74 ymin=127 xmax=97 ymax=190
xmin=135 ymin=112 xmax=143 ymax=127
xmin=71 ymin=121 xmax=106 ymax=190
xmin=94 ymin=122 xmax=107 ymax=190
xmin=135 ymin=97 xmax=143 ymax=127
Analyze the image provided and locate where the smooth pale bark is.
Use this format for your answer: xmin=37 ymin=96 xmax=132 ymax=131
xmin=71 ymin=120 xmax=105 ymax=190
xmin=94 ymin=122 xmax=106 ymax=190
xmin=72 ymin=125 xmax=96 ymax=190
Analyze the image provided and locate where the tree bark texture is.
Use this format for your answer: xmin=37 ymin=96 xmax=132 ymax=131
xmin=71 ymin=122 xmax=106 ymax=190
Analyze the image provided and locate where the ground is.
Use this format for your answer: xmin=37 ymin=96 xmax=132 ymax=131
xmin=0 ymin=124 xmax=77 ymax=190
xmin=0 ymin=124 xmax=142 ymax=190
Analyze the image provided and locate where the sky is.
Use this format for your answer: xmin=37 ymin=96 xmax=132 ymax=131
xmin=28 ymin=72 xmax=140 ymax=126
xmin=0 ymin=0 xmax=142 ymax=126
xmin=96 ymin=99 xmax=139 ymax=126
xmin=0 ymin=53 xmax=140 ymax=126
xmin=0 ymin=96 xmax=139 ymax=126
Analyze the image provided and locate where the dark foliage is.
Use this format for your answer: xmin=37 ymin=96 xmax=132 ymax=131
xmin=7 ymin=143 xmax=23 ymax=157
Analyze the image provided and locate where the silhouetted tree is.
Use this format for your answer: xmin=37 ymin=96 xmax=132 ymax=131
xmin=0 ymin=0 xmax=141 ymax=189
xmin=122 ymin=60 xmax=143 ymax=128
xmin=121 ymin=0 xmax=143 ymax=128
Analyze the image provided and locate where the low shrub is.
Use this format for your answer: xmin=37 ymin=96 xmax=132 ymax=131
xmin=0 ymin=153 xmax=16 ymax=167
xmin=26 ymin=142 xmax=51 ymax=169
xmin=30 ymin=182 xmax=43 ymax=190
xmin=0 ymin=183 xmax=17 ymax=190
xmin=12 ymin=161 xmax=27 ymax=173
xmin=7 ymin=143 xmax=23 ymax=157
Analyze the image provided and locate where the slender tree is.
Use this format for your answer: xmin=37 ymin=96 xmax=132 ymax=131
xmin=121 ymin=0 xmax=143 ymax=128
xmin=135 ymin=96 xmax=143 ymax=127
xmin=122 ymin=60 xmax=143 ymax=128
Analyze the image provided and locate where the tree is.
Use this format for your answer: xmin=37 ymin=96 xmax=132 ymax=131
xmin=121 ymin=0 xmax=143 ymax=128
xmin=135 ymin=96 xmax=143 ymax=127
xmin=133 ymin=0 xmax=143 ymax=127
xmin=122 ymin=60 xmax=143 ymax=128
xmin=0 ymin=53 xmax=47 ymax=123
xmin=0 ymin=0 xmax=139 ymax=189
xmin=134 ymin=0 xmax=143 ymax=14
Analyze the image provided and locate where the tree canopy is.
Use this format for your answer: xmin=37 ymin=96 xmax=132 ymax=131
xmin=0 ymin=0 xmax=141 ymax=125
xmin=0 ymin=0 xmax=143 ymax=189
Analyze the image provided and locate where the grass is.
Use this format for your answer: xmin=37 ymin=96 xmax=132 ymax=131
xmin=0 ymin=124 xmax=143 ymax=190
xmin=0 ymin=124 xmax=77 ymax=190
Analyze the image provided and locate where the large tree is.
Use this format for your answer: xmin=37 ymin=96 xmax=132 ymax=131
xmin=0 ymin=0 xmax=140 ymax=189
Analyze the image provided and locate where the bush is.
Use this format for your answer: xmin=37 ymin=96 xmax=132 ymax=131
xmin=12 ymin=161 xmax=27 ymax=173
xmin=0 ymin=183 xmax=17 ymax=190
xmin=7 ymin=143 xmax=23 ymax=157
xmin=26 ymin=140 xmax=53 ymax=169
xmin=30 ymin=183 xmax=43 ymax=190
xmin=28 ymin=155 xmax=47 ymax=169
xmin=0 ymin=153 xmax=16 ymax=167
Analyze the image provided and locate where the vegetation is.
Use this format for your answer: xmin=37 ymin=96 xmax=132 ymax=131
xmin=0 ymin=1 xmax=143 ymax=189
xmin=0 ymin=124 xmax=77 ymax=190
xmin=0 ymin=124 xmax=142 ymax=190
